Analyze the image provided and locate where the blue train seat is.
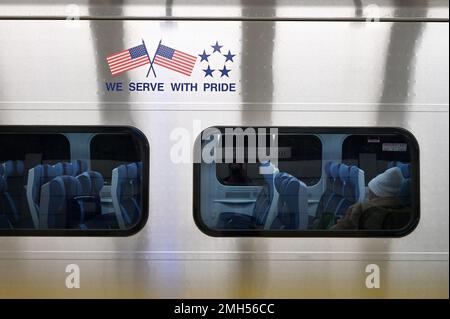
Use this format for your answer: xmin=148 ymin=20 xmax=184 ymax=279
xmin=77 ymin=171 xmax=118 ymax=229
xmin=111 ymin=163 xmax=142 ymax=229
xmin=313 ymin=162 xmax=365 ymax=229
xmin=0 ymin=175 xmax=19 ymax=227
xmin=26 ymin=164 xmax=62 ymax=228
xmin=2 ymin=160 xmax=26 ymax=218
xmin=272 ymin=173 xmax=308 ymax=230
xmin=335 ymin=164 xmax=365 ymax=216
xmin=76 ymin=171 xmax=104 ymax=224
xmin=216 ymin=162 xmax=279 ymax=230
xmin=39 ymin=176 xmax=82 ymax=229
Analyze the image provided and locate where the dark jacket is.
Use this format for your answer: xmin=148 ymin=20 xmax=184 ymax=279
xmin=332 ymin=197 xmax=411 ymax=230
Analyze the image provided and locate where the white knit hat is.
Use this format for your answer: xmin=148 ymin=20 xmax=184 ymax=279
xmin=368 ymin=167 xmax=405 ymax=198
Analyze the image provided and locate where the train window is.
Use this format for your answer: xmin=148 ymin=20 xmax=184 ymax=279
xmin=0 ymin=126 xmax=149 ymax=236
xmin=194 ymin=127 xmax=419 ymax=237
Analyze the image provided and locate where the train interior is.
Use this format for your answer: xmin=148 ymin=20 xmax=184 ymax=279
xmin=199 ymin=129 xmax=414 ymax=231
xmin=0 ymin=131 xmax=144 ymax=230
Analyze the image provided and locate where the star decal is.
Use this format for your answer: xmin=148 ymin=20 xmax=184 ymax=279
xmin=211 ymin=41 xmax=223 ymax=53
xmin=198 ymin=50 xmax=210 ymax=62
xmin=203 ymin=65 xmax=215 ymax=77
xmin=219 ymin=65 xmax=231 ymax=77
xmin=223 ymin=50 xmax=236 ymax=62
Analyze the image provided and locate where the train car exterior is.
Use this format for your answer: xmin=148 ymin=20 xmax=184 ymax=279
xmin=0 ymin=1 xmax=448 ymax=298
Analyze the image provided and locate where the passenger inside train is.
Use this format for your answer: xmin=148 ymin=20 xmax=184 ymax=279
xmin=0 ymin=129 xmax=146 ymax=231
xmin=196 ymin=127 xmax=416 ymax=233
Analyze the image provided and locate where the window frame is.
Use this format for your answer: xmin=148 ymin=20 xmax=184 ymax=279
xmin=193 ymin=126 xmax=420 ymax=238
xmin=0 ymin=125 xmax=149 ymax=237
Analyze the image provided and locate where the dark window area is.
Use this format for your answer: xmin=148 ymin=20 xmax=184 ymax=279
xmin=90 ymin=134 xmax=141 ymax=183
xmin=194 ymin=127 xmax=419 ymax=237
xmin=342 ymin=135 xmax=411 ymax=184
xmin=0 ymin=127 xmax=148 ymax=236
xmin=0 ymin=134 xmax=70 ymax=166
xmin=216 ymin=130 xmax=322 ymax=186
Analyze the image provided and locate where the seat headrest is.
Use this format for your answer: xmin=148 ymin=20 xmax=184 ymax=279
xmin=339 ymin=164 xmax=350 ymax=183
xmin=330 ymin=163 xmax=340 ymax=178
xmin=49 ymin=163 xmax=64 ymax=177
xmin=349 ymin=166 xmax=360 ymax=184
xmin=3 ymin=160 xmax=25 ymax=176
xmin=60 ymin=162 xmax=75 ymax=176
xmin=274 ymin=172 xmax=291 ymax=193
xmin=126 ymin=163 xmax=138 ymax=179
xmin=77 ymin=171 xmax=104 ymax=196
xmin=53 ymin=176 xmax=81 ymax=198
xmin=36 ymin=164 xmax=61 ymax=179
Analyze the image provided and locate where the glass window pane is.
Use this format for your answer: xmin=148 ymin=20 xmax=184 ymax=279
xmin=194 ymin=127 xmax=419 ymax=237
xmin=0 ymin=127 xmax=148 ymax=235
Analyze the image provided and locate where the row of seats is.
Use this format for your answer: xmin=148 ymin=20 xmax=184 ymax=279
xmin=312 ymin=162 xmax=365 ymax=229
xmin=1 ymin=160 xmax=143 ymax=230
xmin=38 ymin=162 xmax=143 ymax=230
xmin=0 ymin=160 xmax=90 ymax=228
xmin=27 ymin=160 xmax=89 ymax=227
xmin=216 ymin=162 xmax=309 ymax=230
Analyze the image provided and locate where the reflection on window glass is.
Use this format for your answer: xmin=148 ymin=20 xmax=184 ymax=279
xmin=90 ymin=133 xmax=141 ymax=184
xmin=0 ymin=127 xmax=148 ymax=234
xmin=216 ymin=133 xmax=322 ymax=186
xmin=194 ymin=127 xmax=419 ymax=236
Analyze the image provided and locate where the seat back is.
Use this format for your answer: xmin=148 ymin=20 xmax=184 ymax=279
xmin=26 ymin=164 xmax=62 ymax=228
xmin=39 ymin=176 xmax=82 ymax=229
xmin=320 ymin=162 xmax=343 ymax=215
xmin=76 ymin=171 xmax=104 ymax=225
xmin=111 ymin=163 xmax=141 ymax=229
xmin=2 ymin=160 xmax=26 ymax=216
xmin=0 ymin=175 xmax=19 ymax=226
xmin=273 ymin=173 xmax=308 ymax=230
xmin=315 ymin=162 xmax=340 ymax=219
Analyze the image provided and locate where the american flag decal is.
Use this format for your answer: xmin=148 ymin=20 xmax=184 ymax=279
xmin=153 ymin=44 xmax=197 ymax=76
xmin=106 ymin=44 xmax=150 ymax=76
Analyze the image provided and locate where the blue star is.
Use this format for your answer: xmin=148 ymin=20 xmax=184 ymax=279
xmin=198 ymin=50 xmax=210 ymax=62
xmin=203 ymin=65 xmax=215 ymax=77
xmin=211 ymin=41 xmax=223 ymax=53
xmin=223 ymin=50 xmax=236 ymax=62
xmin=219 ymin=65 xmax=231 ymax=77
